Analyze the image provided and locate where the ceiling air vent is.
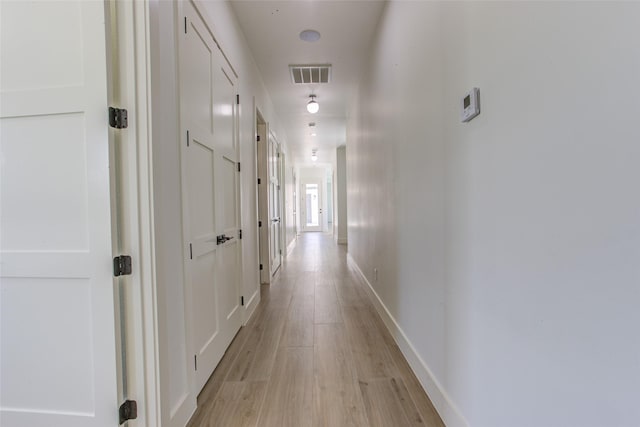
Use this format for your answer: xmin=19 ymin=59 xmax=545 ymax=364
xmin=290 ymin=64 xmax=332 ymax=84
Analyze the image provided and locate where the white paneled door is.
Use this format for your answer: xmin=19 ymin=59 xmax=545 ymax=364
xmin=0 ymin=2 xmax=117 ymax=426
xmin=180 ymin=2 xmax=243 ymax=393
xmin=268 ymin=134 xmax=282 ymax=274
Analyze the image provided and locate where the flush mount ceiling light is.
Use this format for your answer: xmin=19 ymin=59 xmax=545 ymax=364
xmin=299 ymin=29 xmax=321 ymax=42
xmin=311 ymin=133 xmax=317 ymax=137
xmin=307 ymin=95 xmax=319 ymax=114
xmin=311 ymin=149 xmax=318 ymax=162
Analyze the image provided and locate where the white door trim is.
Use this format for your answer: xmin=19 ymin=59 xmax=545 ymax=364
xmin=107 ymin=1 xmax=160 ymax=426
xmin=256 ymin=113 xmax=269 ymax=284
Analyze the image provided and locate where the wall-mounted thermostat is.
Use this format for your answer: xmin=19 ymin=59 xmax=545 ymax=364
xmin=461 ymin=88 xmax=480 ymax=123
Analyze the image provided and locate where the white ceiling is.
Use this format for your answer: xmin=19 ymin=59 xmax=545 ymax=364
xmin=230 ymin=0 xmax=386 ymax=167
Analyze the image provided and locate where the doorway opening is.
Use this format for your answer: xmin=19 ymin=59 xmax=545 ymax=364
xmin=301 ymin=179 xmax=323 ymax=232
xmin=305 ymin=183 xmax=320 ymax=227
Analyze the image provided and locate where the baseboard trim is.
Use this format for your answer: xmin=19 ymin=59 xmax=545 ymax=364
xmin=336 ymin=237 xmax=347 ymax=245
xmin=243 ymin=288 xmax=260 ymax=325
xmin=346 ymin=253 xmax=469 ymax=427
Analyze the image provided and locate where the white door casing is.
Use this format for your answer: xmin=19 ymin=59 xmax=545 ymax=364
xmin=0 ymin=2 xmax=118 ymax=426
xmin=179 ymin=1 xmax=243 ymax=394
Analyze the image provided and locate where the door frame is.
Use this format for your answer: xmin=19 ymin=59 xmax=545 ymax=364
xmin=256 ymin=110 xmax=269 ymax=284
xmin=106 ymin=1 xmax=160 ymax=425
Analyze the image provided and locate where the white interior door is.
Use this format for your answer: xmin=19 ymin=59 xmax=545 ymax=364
xmin=302 ymin=181 xmax=323 ymax=232
xmin=0 ymin=2 xmax=118 ymax=426
xmin=268 ymin=135 xmax=282 ymax=274
xmin=180 ymin=2 xmax=242 ymax=393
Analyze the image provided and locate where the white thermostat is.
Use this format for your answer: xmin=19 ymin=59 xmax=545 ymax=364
xmin=461 ymin=88 xmax=480 ymax=122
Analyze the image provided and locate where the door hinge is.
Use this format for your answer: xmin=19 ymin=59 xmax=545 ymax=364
xmin=257 ymin=135 xmax=261 ymax=142
xmin=277 ymin=152 xmax=280 ymax=158
xmin=186 ymin=130 xmax=190 ymax=147
xmin=109 ymin=107 xmax=128 ymax=129
xmin=184 ymin=16 xmax=187 ymax=34
xmin=239 ymin=229 xmax=243 ymax=239
xmin=241 ymin=296 xmax=245 ymax=306
xmin=259 ymin=264 xmax=263 ymax=271
xmin=277 ymin=185 xmax=281 ymax=191
xmin=257 ymin=178 xmax=261 ymax=185
xmin=279 ymin=249 xmax=282 ymax=255
xmin=236 ymin=94 xmax=240 ymax=105
xmin=113 ymin=255 xmax=132 ymax=277
xmin=189 ymin=243 xmax=193 ymax=260
xmin=119 ymin=400 xmax=138 ymax=424
xmin=237 ymin=162 xmax=241 ymax=172
xmin=194 ymin=355 xmax=197 ymax=371
xmin=258 ymin=221 xmax=262 ymax=228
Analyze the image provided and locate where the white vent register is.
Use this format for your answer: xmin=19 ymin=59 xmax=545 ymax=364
xmin=290 ymin=64 xmax=332 ymax=84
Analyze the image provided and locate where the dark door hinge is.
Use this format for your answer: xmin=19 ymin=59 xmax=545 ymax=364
xmin=239 ymin=229 xmax=243 ymax=239
xmin=257 ymin=135 xmax=261 ymax=142
xmin=186 ymin=130 xmax=190 ymax=147
xmin=259 ymin=264 xmax=263 ymax=271
xmin=236 ymin=94 xmax=240 ymax=105
xmin=277 ymin=152 xmax=280 ymax=158
xmin=258 ymin=221 xmax=262 ymax=228
xmin=189 ymin=243 xmax=193 ymax=260
xmin=194 ymin=355 xmax=197 ymax=371
xmin=241 ymin=296 xmax=245 ymax=306
xmin=257 ymin=178 xmax=261 ymax=185
xmin=237 ymin=162 xmax=241 ymax=172
xmin=279 ymin=249 xmax=282 ymax=255
xmin=184 ymin=16 xmax=187 ymax=34
xmin=113 ymin=255 xmax=132 ymax=277
xmin=119 ymin=400 xmax=137 ymax=424
xmin=109 ymin=107 xmax=128 ymax=129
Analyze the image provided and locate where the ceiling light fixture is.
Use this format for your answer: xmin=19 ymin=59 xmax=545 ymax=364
xmin=311 ymin=149 xmax=318 ymax=162
xmin=307 ymin=95 xmax=319 ymax=114
xmin=311 ymin=133 xmax=317 ymax=137
xmin=299 ymin=29 xmax=321 ymax=42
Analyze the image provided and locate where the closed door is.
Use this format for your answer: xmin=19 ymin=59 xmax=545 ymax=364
xmin=0 ymin=2 xmax=118 ymax=426
xmin=302 ymin=181 xmax=323 ymax=232
xmin=180 ymin=3 xmax=242 ymax=393
xmin=268 ymin=135 xmax=282 ymax=274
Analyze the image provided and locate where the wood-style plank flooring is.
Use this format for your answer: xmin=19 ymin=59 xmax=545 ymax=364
xmin=187 ymin=233 xmax=444 ymax=427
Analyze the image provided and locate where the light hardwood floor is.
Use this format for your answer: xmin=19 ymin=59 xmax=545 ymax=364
xmin=187 ymin=233 xmax=444 ymax=427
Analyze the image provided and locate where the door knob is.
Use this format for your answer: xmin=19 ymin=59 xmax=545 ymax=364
xmin=217 ymin=234 xmax=234 ymax=245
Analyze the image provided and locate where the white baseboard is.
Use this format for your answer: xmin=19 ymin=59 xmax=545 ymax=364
xmin=243 ymin=288 xmax=260 ymax=325
xmin=346 ymin=253 xmax=469 ymax=427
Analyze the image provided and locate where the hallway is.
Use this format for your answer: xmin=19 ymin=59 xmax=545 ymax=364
xmin=187 ymin=233 xmax=444 ymax=427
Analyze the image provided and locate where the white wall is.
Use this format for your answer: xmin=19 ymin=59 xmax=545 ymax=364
xmin=149 ymin=2 xmax=193 ymax=424
xmin=335 ymin=146 xmax=348 ymax=244
xmin=149 ymin=1 xmax=289 ymax=425
xmin=348 ymin=2 xmax=640 ymax=427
